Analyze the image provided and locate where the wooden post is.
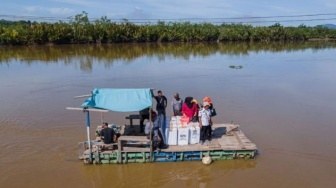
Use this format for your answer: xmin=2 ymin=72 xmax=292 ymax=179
xmin=149 ymin=89 xmax=155 ymax=162
xmin=95 ymin=146 xmax=100 ymax=164
xmin=118 ymin=139 xmax=122 ymax=163
xmin=85 ymin=109 xmax=93 ymax=164
xmin=149 ymin=108 xmax=153 ymax=162
xmin=100 ymin=112 xmax=104 ymax=124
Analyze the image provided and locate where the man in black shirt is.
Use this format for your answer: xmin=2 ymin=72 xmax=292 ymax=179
xmin=154 ymin=90 xmax=167 ymax=117
xmin=100 ymin=122 xmax=116 ymax=144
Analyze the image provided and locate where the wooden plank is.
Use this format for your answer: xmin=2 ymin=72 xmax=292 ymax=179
xmin=117 ymin=139 xmax=122 ymax=163
xmin=163 ymin=146 xmax=222 ymax=152
xmin=94 ymin=142 xmax=118 ymax=146
xmin=233 ymin=131 xmax=246 ymax=149
xmin=122 ymin=147 xmax=150 ymax=152
xmin=125 ymin=114 xmax=140 ymax=119
xmin=125 ymin=114 xmax=140 ymax=127
xmin=207 ymin=139 xmax=221 ymax=148
xmin=211 ymin=123 xmax=231 ymax=128
xmin=91 ymin=123 xmax=258 ymax=162
xmin=123 ymin=142 xmax=148 ymax=145
xmin=101 ymin=150 xmax=115 ymax=154
xmin=119 ymin=136 xmax=148 ymax=142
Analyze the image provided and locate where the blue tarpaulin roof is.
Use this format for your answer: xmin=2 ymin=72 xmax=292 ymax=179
xmin=81 ymin=88 xmax=152 ymax=112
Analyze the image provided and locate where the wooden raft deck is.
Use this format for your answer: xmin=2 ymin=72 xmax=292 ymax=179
xmin=162 ymin=124 xmax=257 ymax=152
xmin=80 ymin=123 xmax=258 ymax=164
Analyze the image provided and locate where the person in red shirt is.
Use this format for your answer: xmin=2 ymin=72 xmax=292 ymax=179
xmin=182 ymin=97 xmax=198 ymax=122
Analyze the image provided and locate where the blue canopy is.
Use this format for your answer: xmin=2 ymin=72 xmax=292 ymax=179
xmin=81 ymin=88 xmax=153 ymax=112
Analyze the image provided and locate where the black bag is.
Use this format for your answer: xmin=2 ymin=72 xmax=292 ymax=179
xmin=210 ymin=108 xmax=217 ymax=117
xmin=174 ymin=110 xmax=183 ymax=116
xmin=191 ymin=116 xmax=198 ymax=122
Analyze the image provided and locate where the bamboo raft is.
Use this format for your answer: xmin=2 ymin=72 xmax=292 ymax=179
xmin=78 ymin=123 xmax=258 ymax=164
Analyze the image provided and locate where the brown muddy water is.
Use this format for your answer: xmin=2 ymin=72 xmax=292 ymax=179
xmin=1 ymin=42 xmax=336 ymax=188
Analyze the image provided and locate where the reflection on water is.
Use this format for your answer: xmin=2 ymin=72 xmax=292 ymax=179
xmin=1 ymin=42 xmax=336 ymax=188
xmin=1 ymin=41 xmax=336 ymax=71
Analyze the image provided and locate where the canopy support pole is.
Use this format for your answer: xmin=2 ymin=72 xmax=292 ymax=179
xmin=66 ymin=107 xmax=108 ymax=164
xmin=100 ymin=112 xmax=104 ymax=124
xmin=149 ymin=89 xmax=155 ymax=162
xmin=84 ymin=109 xmax=93 ymax=164
xmin=149 ymin=108 xmax=154 ymax=162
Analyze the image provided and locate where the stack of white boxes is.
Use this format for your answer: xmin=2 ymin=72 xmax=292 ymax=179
xmin=164 ymin=117 xmax=175 ymax=145
xmin=178 ymin=126 xmax=189 ymax=146
xmin=165 ymin=116 xmax=178 ymax=145
xmin=165 ymin=116 xmax=200 ymax=146
xmin=188 ymin=122 xmax=200 ymax=144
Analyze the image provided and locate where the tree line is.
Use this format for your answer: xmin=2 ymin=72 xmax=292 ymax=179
xmin=1 ymin=12 xmax=336 ymax=45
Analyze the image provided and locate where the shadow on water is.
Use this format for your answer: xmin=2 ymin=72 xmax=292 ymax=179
xmin=1 ymin=41 xmax=336 ymax=71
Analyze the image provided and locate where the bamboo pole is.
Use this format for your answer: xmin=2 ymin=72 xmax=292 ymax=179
xmin=149 ymin=107 xmax=153 ymax=162
xmin=100 ymin=112 xmax=104 ymax=123
xmin=66 ymin=107 xmax=108 ymax=113
xmin=149 ymin=88 xmax=155 ymax=162
xmin=73 ymin=94 xmax=92 ymax=99
xmin=85 ymin=110 xmax=92 ymax=163
xmin=66 ymin=107 xmax=108 ymax=164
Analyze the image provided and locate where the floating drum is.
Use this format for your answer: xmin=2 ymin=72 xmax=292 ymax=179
xmin=202 ymin=156 xmax=212 ymax=165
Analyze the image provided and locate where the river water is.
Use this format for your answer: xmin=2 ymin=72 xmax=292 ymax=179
xmin=1 ymin=42 xmax=336 ymax=188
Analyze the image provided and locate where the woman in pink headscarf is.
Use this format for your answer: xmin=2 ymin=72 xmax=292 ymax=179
xmin=182 ymin=96 xmax=198 ymax=122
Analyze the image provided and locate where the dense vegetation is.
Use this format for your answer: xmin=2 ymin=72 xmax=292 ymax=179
xmin=1 ymin=12 xmax=336 ymax=45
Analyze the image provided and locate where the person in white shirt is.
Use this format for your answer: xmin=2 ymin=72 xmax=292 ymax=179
xmin=198 ymin=102 xmax=213 ymax=145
